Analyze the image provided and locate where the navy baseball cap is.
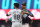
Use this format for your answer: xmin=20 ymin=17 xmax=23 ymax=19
xmin=21 ymin=2 xmax=26 ymax=6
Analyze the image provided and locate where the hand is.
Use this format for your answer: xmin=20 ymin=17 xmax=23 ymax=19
xmin=5 ymin=19 xmax=8 ymax=23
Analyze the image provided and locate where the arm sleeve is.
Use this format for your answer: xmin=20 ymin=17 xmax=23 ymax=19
xmin=27 ymin=10 xmax=33 ymax=17
xmin=7 ymin=10 xmax=12 ymax=15
xmin=28 ymin=10 xmax=32 ymax=15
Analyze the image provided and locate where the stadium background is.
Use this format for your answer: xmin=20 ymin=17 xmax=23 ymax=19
xmin=0 ymin=0 xmax=40 ymax=20
xmin=0 ymin=0 xmax=40 ymax=27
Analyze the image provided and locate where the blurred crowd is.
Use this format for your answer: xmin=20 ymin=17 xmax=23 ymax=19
xmin=0 ymin=20 xmax=40 ymax=27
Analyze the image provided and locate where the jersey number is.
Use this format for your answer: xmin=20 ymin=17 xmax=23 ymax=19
xmin=14 ymin=14 xmax=20 ymax=20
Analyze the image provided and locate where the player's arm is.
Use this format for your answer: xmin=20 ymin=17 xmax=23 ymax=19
xmin=5 ymin=14 xmax=9 ymax=23
xmin=6 ymin=10 xmax=12 ymax=16
xmin=29 ymin=12 xmax=34 ymax=17
xmin=6 ymin=12 xmax=10 ymax=22
xmin=28 ymin=10 xmax=34 ymax=17
xmin=23 ymin=11 xmax=29 ymax=14
xmin=5 ymin=19 xmax=8 ymax=23
xmin=6 ymin=10 xmax=12 ymax=22
xmin=24 ymin=10 xmax=33 ymax=23
xmin=21 ymin=10 xmax=29 ymax=15
xmin=28 ymin=10 xmax=33 ymax=23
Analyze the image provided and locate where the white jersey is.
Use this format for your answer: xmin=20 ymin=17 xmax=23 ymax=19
xmin=8 ymin=9 xmax=22 ymax=22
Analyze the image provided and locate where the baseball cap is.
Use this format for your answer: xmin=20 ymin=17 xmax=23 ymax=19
xmin=21 ymin=2 xmax=26 ymax=6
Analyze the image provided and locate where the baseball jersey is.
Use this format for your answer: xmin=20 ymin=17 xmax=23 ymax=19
xmin=23 ymin=9 xmax=33 ymax=18
xmin=8 ymin=9 xmax=22 ymax=22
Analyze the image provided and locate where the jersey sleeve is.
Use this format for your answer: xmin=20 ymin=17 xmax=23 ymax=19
xmin=27 ymin=10 xmax=32 ymax=15
xmin=8 ymin=10 xmax=12 ymax=15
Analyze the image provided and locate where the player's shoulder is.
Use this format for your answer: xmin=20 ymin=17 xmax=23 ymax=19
xmin=9 ymin=9 xmax=16 ymax=12
xmin=10 ymin=9 xmax=13 ymax=11
xmin=18 ymin=9 xmax=22 ymax=11
xmin=26 ymin=9 xmax=30 ymax=11
xmin=17 ymin=9 xmax=22 ymax=12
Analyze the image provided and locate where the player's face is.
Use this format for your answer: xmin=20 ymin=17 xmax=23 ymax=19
xmin=21 ymin=5 xmax=26 ymax=9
